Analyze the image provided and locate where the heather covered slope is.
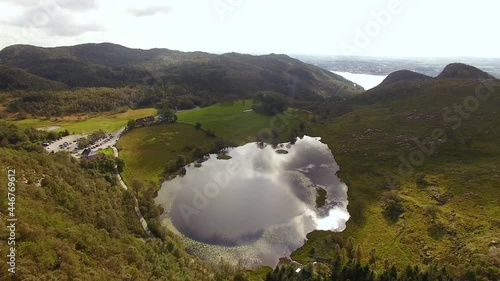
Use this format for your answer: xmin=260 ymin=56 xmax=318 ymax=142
xmin=292 ymin=76 xmax=500 ymax=280
xmin=0 ymin=122 xmax=237 ymax=280
xmin=437 ymin=63 xmax=497 ymax=80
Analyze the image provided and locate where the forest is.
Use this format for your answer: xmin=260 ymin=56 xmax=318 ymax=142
xmin=6 ymin=86 xmax=226 ymax=118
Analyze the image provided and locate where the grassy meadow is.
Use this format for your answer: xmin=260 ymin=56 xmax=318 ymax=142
xmin=12 ymin=108 xmax=157 ymax=134
xmin=117 ymin=123 xmax=218 ymax=185
xmin=99 ymin=147 xmax=115 ymax=156
xmin=177 ymin=100 xmax=302 ymax=145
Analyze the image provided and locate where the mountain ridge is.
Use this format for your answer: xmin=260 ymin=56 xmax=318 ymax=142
xmin=374 ymin=63 xmax=496 ymax=89
xmin=0 ymin=43 xmax=363 ymax=99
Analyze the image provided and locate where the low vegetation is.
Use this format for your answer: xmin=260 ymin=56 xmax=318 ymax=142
xmin=293 ymin=78 xmax=500 ymax=280
xmin=117 ymin=123 xmax=219 ymax=185
xmin=0 ymin=122 xmax=241 ymax=280
xmin=99 ymin=147 xmax=115 ymax=156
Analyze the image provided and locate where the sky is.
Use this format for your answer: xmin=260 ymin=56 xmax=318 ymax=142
xmin=0 ymin=0 xmax=498 ymax=58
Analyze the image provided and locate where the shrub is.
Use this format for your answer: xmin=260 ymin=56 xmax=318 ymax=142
xmin=424 ymin=205 xmax=439 ymax=221
xmin=428 ymin=222 xmax=447 ymax=240
xmin=382 ymin=191 xmax=404 ymax=222
xmin=415 ymin=173 xmax=429 ymax=187
xmin=176 ymin=155 xmax=186 ymax=168
xmin=298 ymin=122 xmax=305 ymax=132
xmin=193 ymin=147 xmax=204 ymax=158
xmin=206 ymin=129 xmax=216 ymax=138
xmin=252 ymin=91 xmax=288 ymax=115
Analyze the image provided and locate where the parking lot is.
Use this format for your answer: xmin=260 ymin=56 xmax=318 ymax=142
xmin=44 ymin=134 xmax=87 ymax=154
xmin=43 ymin=127 xmax=126 ymax=158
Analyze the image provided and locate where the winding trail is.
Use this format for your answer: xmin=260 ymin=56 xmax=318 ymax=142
xmin=112 ymin=146 xmax=154 ymax=237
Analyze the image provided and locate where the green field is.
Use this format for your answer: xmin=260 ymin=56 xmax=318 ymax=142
xmin=177 ymin=100 xmax=302 ymax=145
xmin=117 ymin=123 xmax=218 ymax=185
xmin=12 ymin=108 xmax=157 ymax=134
xmin=99 ymin=147 xmax=115 ymax=156
xmin=118 ymin=101 xmax=306 ymax=186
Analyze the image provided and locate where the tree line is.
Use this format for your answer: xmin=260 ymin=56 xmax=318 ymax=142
xmin=7 ymin=84 xmax=236 ymax=118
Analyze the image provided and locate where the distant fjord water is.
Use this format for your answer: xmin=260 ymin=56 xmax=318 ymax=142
xmin=332 ymin=71 xmax=387 ymax=90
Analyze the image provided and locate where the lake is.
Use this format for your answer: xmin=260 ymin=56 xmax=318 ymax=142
xmin=332 ymin=71 xmax=387 ymax=90
xmin=155 ymin=136 xmax=349 ymax=267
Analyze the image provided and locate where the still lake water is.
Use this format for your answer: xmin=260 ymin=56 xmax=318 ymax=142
xmin=332 ymin=71 xmax=387 ymax=90
xmin=155 ymin=136 xmax=349 ymax=267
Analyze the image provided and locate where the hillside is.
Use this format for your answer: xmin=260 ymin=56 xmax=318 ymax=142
xmin=437 ymin=63 xmax=497 ymax=80
xmin=0 ymin=121 xmax=242 ymax=280
xmin=0 ymin=64 xmax=66 ymax=90
xmin=353 ymin=64 xmax=497 ymax=106
xmin=379 ymin=69 xmax=432 ymax=87
xmin=293 ymin=76 xmax=500 ymax=280
xmin=0 ymin=43 xmax=363 ymax=98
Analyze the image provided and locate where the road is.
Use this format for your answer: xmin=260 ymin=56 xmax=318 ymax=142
xmin=112 ymin=146 xmax=154 ymax=237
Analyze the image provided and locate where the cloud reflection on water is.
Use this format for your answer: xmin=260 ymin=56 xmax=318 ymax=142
xmin=155 ymin=136 xmax=350 ymax=267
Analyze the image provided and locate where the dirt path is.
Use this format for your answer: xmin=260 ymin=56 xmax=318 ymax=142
xmin=112 ymin=146 xmax=154 ymax=237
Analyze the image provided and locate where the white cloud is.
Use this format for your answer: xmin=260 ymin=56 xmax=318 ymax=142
xmin=54 ymin=0 xmax=99 ymax=11
xmin=0 ymin=0 xmax=499 ymax=58
xmin=0 ymin=0 xmax=41 ymax=7
xmin=127 ymin=5 xmax=172 ymax=17
xmin=0 ymin=0 xmax=99 ymax=11
xmin=5 ymin=6 xmax=104 ymax=37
